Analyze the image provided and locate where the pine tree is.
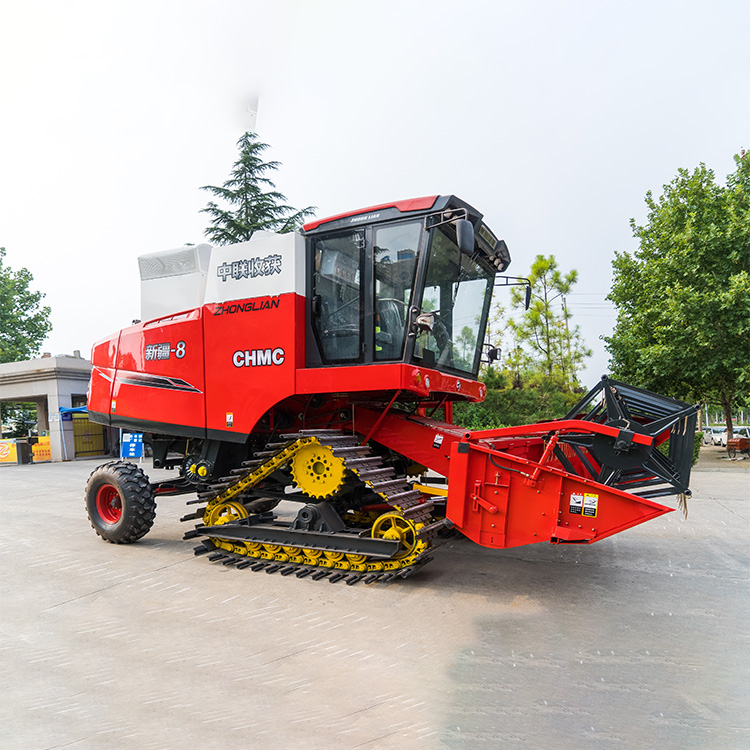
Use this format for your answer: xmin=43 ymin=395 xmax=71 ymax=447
xmin=508 ymin=254 xmax=591 ymax=386
xmin=201 ymin=132 xmax=315 ymax=244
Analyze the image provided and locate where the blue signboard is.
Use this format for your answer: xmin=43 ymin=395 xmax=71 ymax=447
xmin=121 ymin=432 xmax=144 ymax=459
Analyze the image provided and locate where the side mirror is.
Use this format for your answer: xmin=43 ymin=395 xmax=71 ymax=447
xmin=456 ymin=219 xmax=474 ymax=254
xmin=415 ymin=312 xmax=435 ymax=332
xmin=487 ymin=346 xmax=501 ymax=363
xmin=524 ymin=283 xmax=531 ymax=310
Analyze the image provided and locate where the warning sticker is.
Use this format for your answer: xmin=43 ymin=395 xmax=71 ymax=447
xmin=583 ymin=493 xmax=599 ymax=517
xmin=432 ymin=434 xmax=444 ymax=449
xmin=569 ymin=493 xmax=584 ymax=515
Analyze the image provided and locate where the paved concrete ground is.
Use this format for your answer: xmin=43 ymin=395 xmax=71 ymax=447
xmin=1 ymin=452 xmax=747 ymax=750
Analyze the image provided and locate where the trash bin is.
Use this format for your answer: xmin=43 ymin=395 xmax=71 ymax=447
xmin=15 ymin=440 xmax=31 ymax=464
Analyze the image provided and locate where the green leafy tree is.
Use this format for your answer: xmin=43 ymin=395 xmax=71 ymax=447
xmin=1 ymin=402 xmax=37 ymax=438
xmin=0 ymin=248 xmax=51 ymax=436
xmin=508 ymin=254 xmax=591 ymax=385
xmin=606 ymin=152 xmax=750 ymax=437
xmin=201 ymin=132 xmax=315 ymax=244
xmin=456 ymin=325 xmax=477 ymax=369
xmin=0 ymin=247 xmax=52 ymax=363
xmin=458 ymin=258 xmax=589 ymax=431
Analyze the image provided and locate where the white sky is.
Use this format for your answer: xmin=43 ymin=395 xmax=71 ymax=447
xmin=1 ymin=0 xmax=747 ymax=383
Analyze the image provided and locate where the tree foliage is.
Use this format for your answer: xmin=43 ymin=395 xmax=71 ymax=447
xmin=1 ymin=402 xmax=37 ymax=438
xmin=606 ymin=152 xmax=750 ymax=435
xmin=201 ymin=132 xmax=315 ymax=244
xmin=454 ymin=370 xmax=580 ymax=429
xmin=456 ymin=255 xmax=590 ymax=430
xmin=507 ymin=254 xmax=591 ymax=386
xmin=0 ymin=247 xmax=52 ymax=363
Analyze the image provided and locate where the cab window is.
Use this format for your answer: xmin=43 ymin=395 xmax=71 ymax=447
xmin=311 ymin=231 xmax=364 ymax=362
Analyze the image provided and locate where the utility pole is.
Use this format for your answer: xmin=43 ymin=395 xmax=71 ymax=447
xmin=562 ymin=295 xmax=573 ymax=386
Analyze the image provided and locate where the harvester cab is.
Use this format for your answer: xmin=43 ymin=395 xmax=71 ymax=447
xmin=303 ymin=195 xmax=507 ymax=377
xmin=85 ymin=195 xmax=698 ymax=585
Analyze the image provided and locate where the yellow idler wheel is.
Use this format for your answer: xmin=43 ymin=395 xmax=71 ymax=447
xmin=205 ymin=501 xmax=251 ymax=558
xmin=371 ymin=512 xmax=425 ymax=559
xmin=290 ymin=442 xmax=346 ymax=499
xmin=204 ymin=500 xmax=248 ymax=526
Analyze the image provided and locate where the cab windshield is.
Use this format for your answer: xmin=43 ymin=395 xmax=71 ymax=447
xmin=413 ymin=226 xmax=495 ymax=375
xmin=309 ymin=218 xmax=495 ymax=377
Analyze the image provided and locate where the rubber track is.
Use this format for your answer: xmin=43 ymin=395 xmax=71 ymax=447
xmin=194 ymin=539 xmax=435 ymax=585
xmin=182 ymin=430 xmax=444 ymax=583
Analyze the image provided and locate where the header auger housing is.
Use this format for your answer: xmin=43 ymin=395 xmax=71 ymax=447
xmin=85 ymin=195 xmax=698 ymax=584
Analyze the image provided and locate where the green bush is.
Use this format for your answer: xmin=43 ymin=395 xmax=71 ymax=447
xmin=454 ymin=379 xmax=581 ymax=430
xmin=657 ymin=433 xmax=703 ymax=466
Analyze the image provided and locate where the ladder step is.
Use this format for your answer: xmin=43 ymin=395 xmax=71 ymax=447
xmin=346 ymin=456 xmax=381 ymax=467
xmin=384 ymin=489 xmax=421 ymax=503
xmin=331 ymin=446 xmax=371 ymax=456
xmin=282 ymin=429 xmax=342 ymax=437
xmin=417 ymin=518 xmax=449 ymax=537
xmin=358 ymin=467 xmax=396 ymax=480
xmin=403 ymin=502 xmax=435 ymax=518
xmin=368 ymin=478 xmax=404 ymax=491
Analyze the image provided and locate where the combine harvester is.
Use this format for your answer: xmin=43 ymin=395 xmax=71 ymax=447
xmin=85 ymin=196 xmax=697 ymax=584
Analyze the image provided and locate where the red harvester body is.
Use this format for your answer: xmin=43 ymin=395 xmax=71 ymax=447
xmin=85 ymin=195 xmax=697 ymax=583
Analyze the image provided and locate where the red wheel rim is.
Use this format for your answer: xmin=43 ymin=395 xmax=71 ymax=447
xmin=96 ymin=484 xmax=122 ymax=524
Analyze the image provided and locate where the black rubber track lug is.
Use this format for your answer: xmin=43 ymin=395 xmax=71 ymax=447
xmin=311 ymin=570 xmax=330 ymax=580
xmin=380 ymin=573 xmax=395 ymax=583
xmin=250 ymin=561 xmax=268 ymax=571
xmin=344 ymin=575 xmax=362 ymax=586
xmin=208 ymin=553 xmax=225 ymax=562
xmin=328 ymin=573 xmax=345 ymax=583
xmin=236 ymin=560 xmax=253 ymax=569
xmin=221 ymin=558 xmax=237 ymax=566
xmin=193 ymin=544 xmax=211 ymax=555
xmin=397 ymin=566 xmax=414 ymax=578
xmin=296 ymin=568 xmax=311 ymax=578
xmin=362 ymin=574 xmax=379 ymax=584
xmin=279 ymin=566 xmax=298 ymax=576
xmin=265 ymin=564 xmax=282 ymax=574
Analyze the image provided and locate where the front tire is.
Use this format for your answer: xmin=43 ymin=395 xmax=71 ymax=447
xmin=85 ymin=461 xmax=156 ymax=543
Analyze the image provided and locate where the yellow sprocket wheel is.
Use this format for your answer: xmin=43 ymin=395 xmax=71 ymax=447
xmin=371 ymin=512 xmax=426 ymax=560
xmin=290 ymin=442 xmax=347 ymax=499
